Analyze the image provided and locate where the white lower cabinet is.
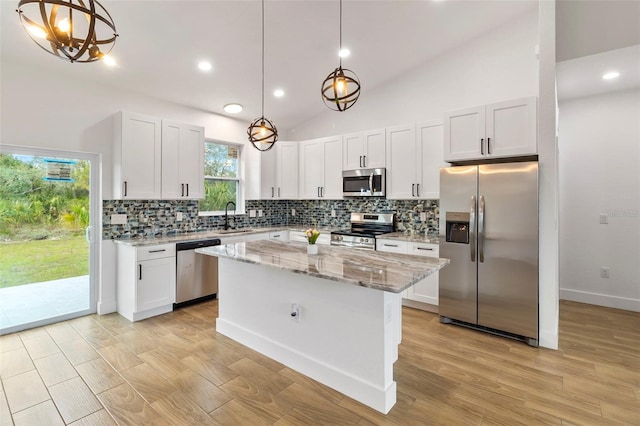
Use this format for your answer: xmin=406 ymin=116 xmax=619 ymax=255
xmin=269 ymin=230 xmax=289 ymax=242
xmin=376 ymin=239 xmax=439 ymax=311
xmin=117 ymin=243 xmax=176 ymax=322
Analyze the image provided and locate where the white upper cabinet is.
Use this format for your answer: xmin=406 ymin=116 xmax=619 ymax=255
xmin=113 ymin=111 xmax=162 ymax=199
xmin=161 ymin=120 xmax=204 ymax=199
xmin=261 ymin=141 xmax=299 ymax=199
xmin=386 ymin=124 xmax=416 ymax=199
xmin=299 ymin=136 xmax=343 ymax=199
xmin=343 ymin=129 xmax=386 ymax=170
xmin=444 ymin=97 xmax=537 ymax=162
xmin=113 ymin=111 xmax=205 ymax=200
xmin=417 ymin=120 xmax=446 ymax=199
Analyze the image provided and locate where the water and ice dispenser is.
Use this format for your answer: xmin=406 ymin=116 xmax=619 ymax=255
xmin=445 ymin=212 xmax=470 ymax=244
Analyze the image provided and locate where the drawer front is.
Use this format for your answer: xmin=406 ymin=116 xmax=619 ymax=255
xmin=376 ymin=239 xmax=408 ymax=253
xmin=136 ymin=243 xmax=176 ymax=261
xmin=408 ymin=242 xmax=439 ymax=257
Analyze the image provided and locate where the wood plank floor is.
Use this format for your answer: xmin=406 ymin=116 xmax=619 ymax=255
xmin=0 ymin=300 xmax=638 ymax=425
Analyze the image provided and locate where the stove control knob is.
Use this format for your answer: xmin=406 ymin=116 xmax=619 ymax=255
xmin=339 ymin=236 xmax=343 ymax=241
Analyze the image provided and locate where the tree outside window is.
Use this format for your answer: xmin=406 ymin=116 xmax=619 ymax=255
xmin=199 ymin=141 xmax=241 ymax=213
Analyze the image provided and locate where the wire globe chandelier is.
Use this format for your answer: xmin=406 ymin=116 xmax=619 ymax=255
xmin=16 ymin=0 xmax=118 ymax=64
xmin=247 ymin=0 xmax=278 ymax=152
xmin=321 ymin=0 xmax=361 ymax=112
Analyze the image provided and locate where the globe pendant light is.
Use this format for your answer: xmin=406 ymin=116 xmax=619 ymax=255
xmin=16 ymin=0 xmax=118 ymax=64
xmin=321 ymin=0 xmax=361 ymax=111
xmin=247 ymin=0 xmax=278 ymax=152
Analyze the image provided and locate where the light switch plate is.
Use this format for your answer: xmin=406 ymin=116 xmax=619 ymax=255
xmin=249 ymin=209 xmax=256 ymax=218
xmin=111 ymin=214 xmax=127 ymax=225
xmin=291 ymin=209 xmax=296 ymax=216
xmin=176 ymin=212 xmax=183 ymax=221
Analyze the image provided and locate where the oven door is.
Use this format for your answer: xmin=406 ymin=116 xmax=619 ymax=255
xmin=342 ymin=168 xmax=385 ymax=197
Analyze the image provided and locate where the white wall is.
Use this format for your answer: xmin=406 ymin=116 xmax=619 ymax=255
xmin=559 ymin=89 xmax=640 ymax=311
xmin=286 ymin=9 xmax=539 ymax=140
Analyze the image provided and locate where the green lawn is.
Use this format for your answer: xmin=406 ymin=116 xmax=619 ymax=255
xmin=0 ymin=235 xmax=89 ymax=288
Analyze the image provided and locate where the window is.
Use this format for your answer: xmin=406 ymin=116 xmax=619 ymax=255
xmin=199 ymin=140 xmax=242 ymax=215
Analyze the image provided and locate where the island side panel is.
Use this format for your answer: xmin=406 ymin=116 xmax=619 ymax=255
xmin=216 ymin=258 xmax=401 ymax=414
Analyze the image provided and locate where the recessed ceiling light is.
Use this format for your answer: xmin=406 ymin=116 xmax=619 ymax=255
xmin=602 ymin=71 xmax=620 ymax=80
xmin=338 ymin=48 xmax=351 ymax=58
xmin=223 ymin=103 xmax=243 ymax=114
xmin=273 ymin=89 xmax=285 ymax=98
xmin=198 ymin=61 xmax=212 ymax=72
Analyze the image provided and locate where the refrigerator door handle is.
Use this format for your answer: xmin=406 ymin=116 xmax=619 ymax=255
xmin=478 ymin=195 xmax=485 ymax=263
xmin=470 ymin=196 xmax=476 ymax=262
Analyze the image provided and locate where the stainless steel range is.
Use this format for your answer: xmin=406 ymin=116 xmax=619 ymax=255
xmin=330 ymin=213 xmax=394 ymax=250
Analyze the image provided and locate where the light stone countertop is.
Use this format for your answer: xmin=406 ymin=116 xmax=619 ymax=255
xmin=196 ymin=240 xmax=449 ymax=294
xmin=377 ymin=232 xmax=439 ymax=244
xmin=111 ymin=226 xmax=337 ymax=246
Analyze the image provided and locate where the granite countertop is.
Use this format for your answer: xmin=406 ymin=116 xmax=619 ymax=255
xmin=196 ymin=240 xmax=449 ymax=294
xmin=112 ymin=226 xmax=337 ymax=246
xmin=378 ymin=232 xmax=439 ymax=244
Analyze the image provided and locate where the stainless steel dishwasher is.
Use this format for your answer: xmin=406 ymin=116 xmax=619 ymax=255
xmin=175 ymin=239 xmax=221 ymax=308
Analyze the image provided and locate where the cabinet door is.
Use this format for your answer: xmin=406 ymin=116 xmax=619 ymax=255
xmin=386 ymin=124 xmax=416 ymax=199
xmin=269 ymin=230 xmax=289 ymax=241
xmin=260 ymin=148 xmax=277 ymax=199
xmin=416 ymin=120 xmax=445 ymax=199
xmin=406 ymin=243 xmax=439 ymax=305
xmin=486 ymin=97 xmax=537 ymax=158
xmin=443 ymin=105 xmax=485 ymax=162
xmin=161 ymin=121 xmax=204 ymax=199
xmin=343 ymin=132 xmax=364 ymax=170
xmin=376 ymin=239 xmax=408 ymax=254
xmin=137 ymin=258 xmax=176 ymax=312
xmin=277 ymin=142 xmax=299 ymax=199
xmin=362 ymin=129 xmax=386 ymax=169
xmin=117 ymin=111 xmax=162 ymax=199
xmin=322 ymin=136 xmax=343 ymax=199
xmin=299 ymin=140 xmax=324 ymax=199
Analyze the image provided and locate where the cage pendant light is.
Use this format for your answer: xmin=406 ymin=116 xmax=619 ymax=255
xmin=321 ymin=0 xmax=360 ymax=111
xmin=247 ymin=0 xmax=278 ymax=152
xmin=16 ymin=0 xmax=118 ymax=63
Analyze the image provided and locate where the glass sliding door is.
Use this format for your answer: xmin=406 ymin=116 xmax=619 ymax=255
xmin=0 ymin=146 xmax=98 ymax=334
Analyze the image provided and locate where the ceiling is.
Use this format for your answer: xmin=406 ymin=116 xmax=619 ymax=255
xmin=0 ymin=0 xmax=537 ymax=131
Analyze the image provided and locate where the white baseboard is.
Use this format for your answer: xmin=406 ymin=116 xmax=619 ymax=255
xmin=217 ymin=318 xmax=397 ymax=414
xmin=538 ymin=329 xmax=559 ymax=350
xmin=97 ymin=299 xmax=117 ymax=315
xmin=560 ymin=288 xmax=640 ymax=312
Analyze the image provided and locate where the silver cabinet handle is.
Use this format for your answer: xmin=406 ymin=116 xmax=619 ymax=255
xmin=359 ymin=156 xmax=363 ymax=168
xmin=411 ymin=184 xmax=415 ymax=197
xmin=363 ymin=155 xmax=367 ymax=167
xmin=478 ymin=195 xmax=485 ymax=263
xmin=470 ymin=196 xmax=476 ymax=262
xmin=480 ymin=138 xmax=485 ymax=155
xmin=148 ymin=249 xmax=166 ymax=253
xmin=384 ymin=243 xmax=398 ymax=247
xmin=138 ymin=264 xmax=142 ymax=280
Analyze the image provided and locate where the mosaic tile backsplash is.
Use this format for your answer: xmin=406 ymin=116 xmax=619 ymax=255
xmin=102 ymin=198 xmax=438 ymax=239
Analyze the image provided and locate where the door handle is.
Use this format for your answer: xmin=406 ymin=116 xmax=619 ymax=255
xmin=317 ymin=187 xmax=320 ymax=198
xmin=363 ymin=155 xmax=366 ymax=167
xmin=487 ymin=137 xmax=491 ymax=155
xmin=384 ymin=243 xmax=398 ymax=247
xmin=271 ymin=187 xmax=274 ymax=198
xmin=417 ymin=247 xmax=433 ymax=251
xmin=138 ymin=264 xmax=142 ymax=280
xmin=186 ymin=184 xmax=189 ymax=197
xmin=412 ymin=184 xmax=415 ymax=197
xmin=478 ymin=195 xmax=485 ymax=263
xmin=480 ymin=138 xmax=484 ymax=155
xmin=321 ymin=187 xmax=324 ymax=198
xmin=148 ymin=249 xmax=166 ymax=253
xmin=85 ymin=226 xmax=91 ymax=243
xmin=278 ymin=187 xmax=281 ymax=198
xmin=181 ymin=183 xmax=184 ymax=197
xmin=359 ymin=156 xmax=363 ymax=168
xmin=416 ymin=183 xmax=420 ymax=197
xmin=124 ymin=181 xmax=128 ymax=197
xmin=470 ymin=196 xmax=476 ymax=262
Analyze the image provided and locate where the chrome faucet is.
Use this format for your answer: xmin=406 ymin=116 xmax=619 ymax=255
xmin=224 ymin=201 xmax=236 ymax=230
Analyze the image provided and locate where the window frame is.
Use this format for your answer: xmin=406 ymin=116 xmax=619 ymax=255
xmin=198 ymin=139 xmax=245 ymax=217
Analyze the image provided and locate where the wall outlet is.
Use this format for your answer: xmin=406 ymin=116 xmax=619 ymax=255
xmin=599 ymin=214 xmax=608 ymax=224
xmin=331 ymin=209 xmax=336 ymax=218
xmin=291 ymin=208 xmax=296 ymax=216
xmin=601 ymin=267 xmax=610 ymax=278
xmin=258 ymin=210 xmax=263 ymax=217
xmin=176 ymin=212 xmax=183 ymax=221
xmin=110 ymin=214 xmax=127 ymax=225
xmin=420 ymin=212 xmax=427 ymax=222
xmin=249 ymin=209 xmax=256 ymax=218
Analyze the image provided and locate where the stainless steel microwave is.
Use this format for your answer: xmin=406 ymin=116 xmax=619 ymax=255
xmin=342 ymin=168 xmax=386 ymax=197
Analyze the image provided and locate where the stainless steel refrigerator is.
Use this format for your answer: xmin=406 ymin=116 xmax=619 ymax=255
xmin=439 ymin=162 xmax=539 ymax=346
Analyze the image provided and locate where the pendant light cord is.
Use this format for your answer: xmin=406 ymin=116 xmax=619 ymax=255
xmin=339 ymin=0 xmax=342 ymax=68
xmin=261 ymin=0 xmax=265 ymax=118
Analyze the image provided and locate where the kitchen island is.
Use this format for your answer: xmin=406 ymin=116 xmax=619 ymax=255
xmin=196 ymin=240 xmax=449 ymax=414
